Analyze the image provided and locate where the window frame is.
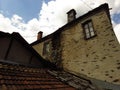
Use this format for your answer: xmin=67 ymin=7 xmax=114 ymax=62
xmin=82 ymin=20 xmax=96 ymax=39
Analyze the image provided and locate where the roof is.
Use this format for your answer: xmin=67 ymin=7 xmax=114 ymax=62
xmin=31 ymin=3 xmax=110 ymax=46
xmin=0 ymin=60 xmax=75 ymax=90
xmin=0 ymin=31 xmax=57 ymax=69
xmin=48 ymin=70 xmax=102 ymax=90
xmin=0 ymin=60 xmax=102 ymax=90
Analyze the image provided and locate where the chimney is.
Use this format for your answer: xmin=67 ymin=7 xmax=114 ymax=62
xmin=67 ymin=9 xmax=76 ymax=22
xmin=37 ymin=31 xmax=43 ymax=40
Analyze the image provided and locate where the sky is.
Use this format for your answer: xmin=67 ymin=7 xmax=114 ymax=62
xmin=0 ymin=0 xmax=120 ymax=43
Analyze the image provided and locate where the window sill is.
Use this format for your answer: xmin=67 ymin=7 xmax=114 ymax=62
xmin=84 ymin=34 xmax=97 ymax=40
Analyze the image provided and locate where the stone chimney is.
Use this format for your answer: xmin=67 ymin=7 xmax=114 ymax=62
xmin=67 ymin=9 xmax=76 ymax=22
xmin=37 ymin=31 xmax=43 ymax=40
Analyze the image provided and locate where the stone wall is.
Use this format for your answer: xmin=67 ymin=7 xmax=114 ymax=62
xmin=33 ymin=42 xmax=44 ymax=57
xmin=33 ymin=34 xmax=62 ymax=68
xmin=7 ymin=39 xmax=31 ymax=64
xmin=33 ymin=39 xmax=52 ymax=61
xmin=61 ymin=10 xmax=120 ymax=84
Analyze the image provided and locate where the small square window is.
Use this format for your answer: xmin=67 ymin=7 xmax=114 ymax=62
xmin=82 ymin=20 xmax=96 ymax=39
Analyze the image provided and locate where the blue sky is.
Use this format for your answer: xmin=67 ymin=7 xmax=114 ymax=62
xmin=0 ymin=0 xmax=120 ymax=43
xmin=0 ymin=0 xmax=51 ymax=22
xmin=112 ymin=13 xmax=120 ymax=24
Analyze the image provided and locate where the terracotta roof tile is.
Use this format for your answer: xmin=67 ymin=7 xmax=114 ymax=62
xmin=0 ymin=61 xmax=75 ymax=90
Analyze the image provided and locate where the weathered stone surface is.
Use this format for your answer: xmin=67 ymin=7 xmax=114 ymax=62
xmin=48 ymin=70 xmax=103 ymax=90
xmin=61 ymin=10 xmax=120 ymax=85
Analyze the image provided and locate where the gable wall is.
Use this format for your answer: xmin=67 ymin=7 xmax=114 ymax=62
xmin=0 ymin=37 xmax=42 ymax=66
xmin=60 ymin=10 xmax=120 ymax=84
xmin=7 ymin=39 xmax=31 ymax=64
xmin=0 ymin=37 xmax=11 ymax=59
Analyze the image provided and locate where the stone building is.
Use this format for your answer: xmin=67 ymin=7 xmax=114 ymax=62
xmin=31 ymin=3 xmax=120 ymax=86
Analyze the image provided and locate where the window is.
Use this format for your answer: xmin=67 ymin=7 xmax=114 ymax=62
xmin=83 ymin=20 xmax=96 ymax=39
xmin=43 ymin=41 xmax=51 ymax=55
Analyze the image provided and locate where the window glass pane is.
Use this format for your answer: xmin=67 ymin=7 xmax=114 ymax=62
xmin=88 ymin=22 xmax=92 ymax=27
xmin=43 ymin=42 xmax=51 ymax=55
xmin=84 ymin=24 xmax=88 ymax=29
xmin=86 ymin=33 xmax=90 ymax=38
xmin=89 ymin=27 xmax=94 ymax=32
xmin=85 ymin=28 xmax=89 ymax=33
xmin=46 ymin=44 xmax=50 ymax=52
xmin=91 ymin=31 xmax=95 ymax=36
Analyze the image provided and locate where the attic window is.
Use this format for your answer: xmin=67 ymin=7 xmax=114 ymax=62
xmin=82 ymin=20 xmax=96 ymax=39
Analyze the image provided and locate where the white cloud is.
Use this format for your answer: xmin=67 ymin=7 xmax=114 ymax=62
xmin=114 ymin=24 xmax=120 ymax=43
xmin=0 ymin=0 xmax=120 ymax=43
xmin=0 ymin=14 xmax=39 ymax=43
xmin=0 ymin=14 xmax=17 ymax=33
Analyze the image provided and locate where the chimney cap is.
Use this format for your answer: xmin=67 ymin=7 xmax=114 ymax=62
xmin=67 ymin=9 xmax=76 ymax=15
xmin=37 ymin=31 xmax=43 ymax=40
xmin=38 ymin=31 xmax=43 ymax=34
